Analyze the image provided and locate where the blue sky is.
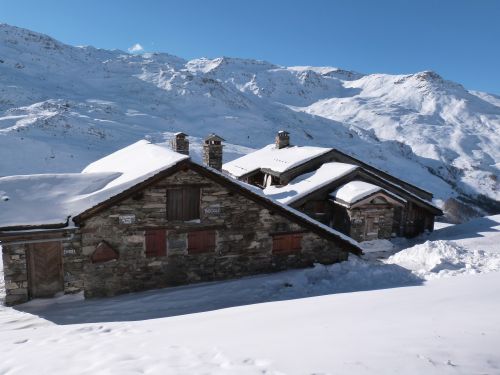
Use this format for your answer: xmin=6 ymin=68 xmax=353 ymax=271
xmin=1 ymin=0 xmax=499 ymax=94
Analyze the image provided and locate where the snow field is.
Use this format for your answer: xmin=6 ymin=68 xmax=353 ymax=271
xmin=0 ymin=216 xmax=499 ymax=374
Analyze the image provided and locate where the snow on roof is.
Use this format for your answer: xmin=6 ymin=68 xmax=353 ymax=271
xmin=222 ymin=144 xmax=332 ymax=178
xmin=0 ymin=141 xmax=360 ymax=250
xmin=82 ymin=140 xmax=188 ymax=188
xmin=330 ymin=180 xmax=404 ymax=205
xmin=263 ymin=163 xmax=358 ymax=204
xmin=0 ymin=140 xmax=188 ymax=229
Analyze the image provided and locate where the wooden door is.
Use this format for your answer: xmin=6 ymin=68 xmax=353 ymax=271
xmin=364 ymin=216 xmax=379 ymax=240
xmin=27 ymin=241 xmax=64 ymax=298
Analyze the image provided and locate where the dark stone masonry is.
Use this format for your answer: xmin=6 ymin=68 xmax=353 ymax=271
xmin=1 ymin=163 xmax=355 ymax=305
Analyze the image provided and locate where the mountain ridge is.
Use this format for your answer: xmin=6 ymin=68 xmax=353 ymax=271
xmin=0 ymin=23 xmax=498 ymax=219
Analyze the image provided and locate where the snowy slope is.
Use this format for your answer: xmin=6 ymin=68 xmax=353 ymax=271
xmin=0 ymin=24 xmax=498 ymax=214
xmin=1 ymin=216 xmax=499 ymax=374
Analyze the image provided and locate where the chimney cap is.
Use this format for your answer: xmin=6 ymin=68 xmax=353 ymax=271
xmin=174 ymin=132 xmax=188 ymax=137
xmin=205 ymin=133 xmax=225 ymax=142
xmin=277 ymin=130 xmax=289 ymax=136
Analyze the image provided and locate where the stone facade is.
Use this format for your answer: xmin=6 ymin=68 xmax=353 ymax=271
xmin=296 ymin=196 xmax=399 ymax=242
xmin=1 ymin=231 xmax=85 ymax=305
xmin=1 ymin=165 xmax=352 ymax=305
xmin=80 ymin=168 xmax=349 ymax=298
xmin=346 ymin=205 xmax=395 ymax=242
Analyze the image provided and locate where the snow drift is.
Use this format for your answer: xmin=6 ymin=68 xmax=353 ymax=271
xmin=387 ymin=240 xmax=500 ymax=279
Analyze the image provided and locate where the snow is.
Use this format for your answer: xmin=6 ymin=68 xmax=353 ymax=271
xmin=81 ymin=139 xmax=188 ymax=188
xmin=0 ymin=140 xmax=187 ymax=228
xmin=5 ymin=24 xmax=493 ymax=208
xmin=331 ymin=180 xmax=404 ymax=205
xmin=262 ymin=162 xmax=358 ymax=204
xmin=387 ymin=240 xmax=500 ymax=279
xmin=194 ymin=161 xmax=361 ymax=249
xmin=359 ymin=239 xmax=395 ymax=253
xmin=222 ymin=144 xmax=332 ymax=178
xmin=1 ymin=215 xmax=500 ymax=374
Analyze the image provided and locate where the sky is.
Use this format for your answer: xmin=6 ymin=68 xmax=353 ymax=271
xmin=1 ymin=0 xmax=499 ymax=94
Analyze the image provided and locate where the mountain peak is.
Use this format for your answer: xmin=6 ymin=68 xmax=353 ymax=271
xmin=0 ymin=24 xmax=498 ymax=212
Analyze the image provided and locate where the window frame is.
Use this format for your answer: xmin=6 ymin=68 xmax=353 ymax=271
xmin=167 ymin=187 xmax=201 ymax=222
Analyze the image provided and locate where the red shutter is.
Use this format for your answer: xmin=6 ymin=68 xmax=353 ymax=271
xmin=291 ymin=234 xmax=302 ymax=250
xmin=188 ymin=230 xmax=216 ymax=254
xmin=272 ymin=233 xmax=302 ymax=254
xmin=145 ymin=229 xmax=166 ymax=257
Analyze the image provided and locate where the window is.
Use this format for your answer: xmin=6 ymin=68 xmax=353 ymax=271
xmin=187 ymin=230 xmax=216 ymax=254
xmin=272 ymin=233 xmax=302 ymax=254
xmin=167 ymin=187 xmax=200 ymax=221
xmin=145 ymin=229 xmax=166 ymax=257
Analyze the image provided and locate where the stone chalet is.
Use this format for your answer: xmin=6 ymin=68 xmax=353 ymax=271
xmin=223 ymin=131 xmax=443 ymax=242
xmin=0 ymin=134 xmax=361 ymax=306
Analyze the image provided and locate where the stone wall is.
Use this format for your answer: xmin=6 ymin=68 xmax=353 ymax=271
xmin=1 ymin=231 xmax=85 ymax=306
xmin=80 ymin=167 xmax=349 ymax=298
xmin=1 ymin=242 xmax=29 ymax=306
xmin=2 ymin=166 xmax=352 ymax=305
xmin=348 ymin=204 xmax=394 ymax=242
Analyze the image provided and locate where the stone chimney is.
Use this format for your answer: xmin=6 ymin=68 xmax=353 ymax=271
xmin=171 ymin=132 xmax=189 ymax=155
xmin=203 ymin=133 xmax=225 ymax=170
xmin=275 ymin=130 xmax=290 ymax=149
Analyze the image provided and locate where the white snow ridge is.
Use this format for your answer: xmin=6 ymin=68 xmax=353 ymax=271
xmin=387 ymin=240 xmax=500 ymax=279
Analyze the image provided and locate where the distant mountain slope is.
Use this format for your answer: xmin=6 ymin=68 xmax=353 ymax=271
xmin=0 ymin=24 xmax=498 ymax=218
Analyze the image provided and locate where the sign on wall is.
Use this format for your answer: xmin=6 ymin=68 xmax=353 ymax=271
xmin=204 ymin=205 xmax=221 ymax=215
xmin=119 ymin=214 xmax=136 ymax=224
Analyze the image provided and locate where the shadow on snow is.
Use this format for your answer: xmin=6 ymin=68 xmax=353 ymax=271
xmin=15 ymin=258 xmax=422 ymax=325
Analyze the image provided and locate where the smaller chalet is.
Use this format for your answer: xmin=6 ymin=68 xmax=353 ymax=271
xmin=223 ymin=131 xmax=443 ymax=241
xmin=0 ymin=134 xmax=360 ymax=306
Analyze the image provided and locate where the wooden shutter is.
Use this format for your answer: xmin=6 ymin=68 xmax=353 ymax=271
xmin=167 ymin=188 xmax=200 ymax=221
xmin=167 ymin=189 xmax=184 ymax=220
xmin=291 ymin=234 xmax=302 ymax=250
xmin=187 ymin=230 xmax=216 ymax=254
xmin=183 ymin=187 xmax=200 ymax=221
xmin=145 ymin=229 xmax=166 ymax=257
xmin=272 ymin=233 xmax=302 ymax=254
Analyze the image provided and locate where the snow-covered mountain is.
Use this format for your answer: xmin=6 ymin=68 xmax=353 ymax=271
xmin=0 ymin=24 xmax=498 ymax=217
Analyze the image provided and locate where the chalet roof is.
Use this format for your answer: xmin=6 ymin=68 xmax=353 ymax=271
xmin=222 ymin=144 xmax=333 ymax=178
xmin=330 ymin=180 xmax=406 ymax=206
xmin=0 ymin=140 xmax=188 ymax=230
xmin=0 ymin=140 xmax=362 ymax=254
xmin=263 ymin=162 xmax=359 ymax=204
xmin=174 ymin=132 xmax=188 ymax=137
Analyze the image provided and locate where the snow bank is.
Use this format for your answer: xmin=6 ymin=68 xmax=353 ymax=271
xmin=386 ymin=240 xmax=500 ymax=279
